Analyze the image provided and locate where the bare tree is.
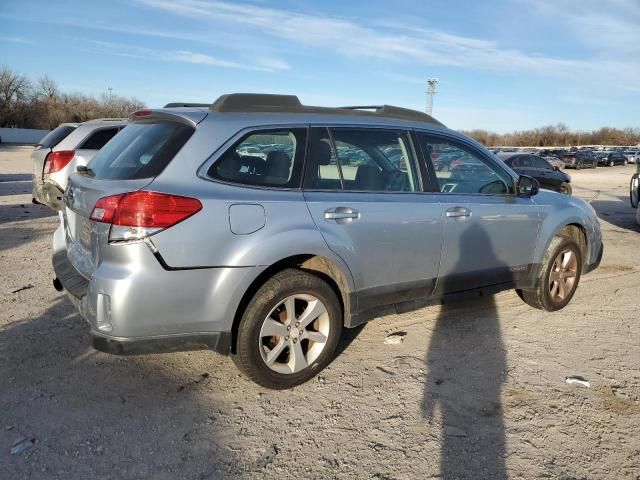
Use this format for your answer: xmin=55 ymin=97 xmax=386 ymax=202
xmin=0 ymin=67 xmax=32 ymax=127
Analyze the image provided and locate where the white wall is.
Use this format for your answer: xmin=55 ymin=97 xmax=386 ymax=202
xmin=0 ymin=128 xmax=50 ymax=144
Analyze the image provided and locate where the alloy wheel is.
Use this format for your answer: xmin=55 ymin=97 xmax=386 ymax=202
xmin=258 ymin=294 xmax=330 ymax=374
xmin=549 ymin=249 xmax=578 ymax=303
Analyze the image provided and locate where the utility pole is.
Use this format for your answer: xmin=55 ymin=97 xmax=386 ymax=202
xmin=107 ymin=86 xmax=113 ymax=102
xmin=426 ymin=78 xmax=439 ymax=115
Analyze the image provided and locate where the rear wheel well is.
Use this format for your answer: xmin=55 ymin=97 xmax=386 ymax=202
xmin=558 ymin=224 xmax=587 ymax=264
xmin=230 ymin=255 xmax=350 ymax=354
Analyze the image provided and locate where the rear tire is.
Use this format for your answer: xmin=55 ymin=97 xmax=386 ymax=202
xmin=517 ymin=235 xmax=582 ymax=312
xmin=232 ymin=269 xmax=342 ymax=389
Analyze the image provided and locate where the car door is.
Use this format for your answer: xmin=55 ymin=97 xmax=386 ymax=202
xmin=530 ymin=155 xmax=557 ymax=189
xmin=415 ymin=132 xmax=542 ymax=293
xmin=303 ymin=126 xmax=443 ymax=313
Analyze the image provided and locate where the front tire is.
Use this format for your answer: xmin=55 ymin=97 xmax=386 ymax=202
xmin=517 ymin=236 xmax=582 ymax=312
xmin=232 ymin=269 xmax=342 ymax=389
xmin=558 ymin=182 xmax=572 ymax=195
xmin=631 ymin=174 xmax=639 ymax=208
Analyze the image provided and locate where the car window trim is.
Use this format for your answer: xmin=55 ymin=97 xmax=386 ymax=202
xmin=413 ymin=129 xmax=518 ymax=196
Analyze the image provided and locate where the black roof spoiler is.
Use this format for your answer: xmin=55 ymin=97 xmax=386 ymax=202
xmin=208 ymin=93 xmax=445 ymax=127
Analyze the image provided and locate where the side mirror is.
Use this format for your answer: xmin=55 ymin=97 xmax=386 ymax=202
xmin=553 ymin=166 xmax=560 ymax=171
xmin=517 ymin=175 xmax=539 ymax=197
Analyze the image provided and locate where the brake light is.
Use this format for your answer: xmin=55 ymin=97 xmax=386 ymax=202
xmin=45 ymin=150 xmax=75 ymax=173
xmin=133 ymin=109 xmax=152 ymax=117
xmin=90 ymin=191 xmax=202 ymax=242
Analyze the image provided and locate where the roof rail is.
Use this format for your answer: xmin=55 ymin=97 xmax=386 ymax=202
xmin=163 ymin=102 xmax=210 ymax=108
xmin=208 ymin=93 xmax=445 ymax=126
xmin=340 ymin=105 xmax=442 ymax=125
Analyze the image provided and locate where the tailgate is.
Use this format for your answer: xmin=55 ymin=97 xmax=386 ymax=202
xmin=64 ymin=174 xmax=152 ymax=277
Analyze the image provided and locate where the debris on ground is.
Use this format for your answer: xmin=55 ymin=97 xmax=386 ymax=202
xmin=253 ymin=444 xmax=278 ymax=470
xmin=565 ymin=376 xmax=591 ymax=388
xmin=10 ymin=284 xmax=34 ymax=294
xmin=10 ymin=438 xmax=35 ymax=455
xmin=384 ymin=331 xmax=407 ymax=345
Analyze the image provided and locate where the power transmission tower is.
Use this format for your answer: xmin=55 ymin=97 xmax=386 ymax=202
xmin=426 ymin=78 xmax=439 ymax=115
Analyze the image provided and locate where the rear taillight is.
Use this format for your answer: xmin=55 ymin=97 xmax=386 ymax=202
xmin=90 ymin=191 xmax=202 ymax=242
xmin=45 ymin=150 xmax=75 ymax=173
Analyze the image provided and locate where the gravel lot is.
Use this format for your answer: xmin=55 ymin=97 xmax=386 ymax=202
xmin=1 ymin=144 xmax=639 ymax=480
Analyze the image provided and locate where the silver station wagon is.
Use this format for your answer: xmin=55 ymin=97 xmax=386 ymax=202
xmin=53 ymin=94 xmax=603 ymax=389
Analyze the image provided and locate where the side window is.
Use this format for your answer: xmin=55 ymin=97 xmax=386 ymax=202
xmin=518 ymin=156 xmax=532 ymax=168
xmin=79 ymin=128 xmax=121 ymax=150
xmin=304 ymin=128 xmax=342 ymax=190
xmin=532 ymin=157 xmax=551 ymax=170
xmin=210 ymin=129 xmax=306 ymax=188
xmin=417 ymin=134 xmax=511 ymax=195
xmin=304 ymin=127 xmax=420 ymax=192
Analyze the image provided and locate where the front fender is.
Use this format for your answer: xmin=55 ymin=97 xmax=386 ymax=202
xmin=531 ymin=191 xmax=601 ymax=274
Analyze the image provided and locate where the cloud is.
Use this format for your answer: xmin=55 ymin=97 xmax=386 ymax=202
xmin=135 ymin=0 xmax=640 ymax=91
xmin=0 ymin=36 xmax=34 ymax=45
xmin=82 ymin=39 xmax=288 ymax=72
xmin=523 ymin=0 xmax=640 ymax=54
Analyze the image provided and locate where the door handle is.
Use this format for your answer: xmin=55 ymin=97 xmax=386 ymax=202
xmin=446 ymin=206 xmax=471 ymax=218
xmin=324 ymin=207 xmax=359 ymax=222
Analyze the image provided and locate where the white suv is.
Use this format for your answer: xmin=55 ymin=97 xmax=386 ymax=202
xmin=32 ymin=118 xmax=127 ymax=210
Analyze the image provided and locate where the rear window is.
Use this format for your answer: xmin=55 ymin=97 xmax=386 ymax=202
xmin=38 ymin=125 xmax=77 ymax=148
xmin=78 ymin=127 xmax=122 ymax=150
xmin=87 ymin=122 xmax=194 ymax=180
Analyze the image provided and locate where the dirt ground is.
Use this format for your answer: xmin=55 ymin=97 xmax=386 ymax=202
xmin=1 ymin=144 xmax=638 ymax=480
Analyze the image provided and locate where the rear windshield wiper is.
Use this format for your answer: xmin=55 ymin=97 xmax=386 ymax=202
xmin=76 ymin=165 xmax=95 ymax=177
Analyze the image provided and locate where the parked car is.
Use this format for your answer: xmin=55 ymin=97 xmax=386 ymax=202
xmin=597 ymin=151 xmax=628 ymax=167
xmin=540 ymin=155 xmax=565 ymax=170
xmin=32 ymin=119 xmax=127 ymax=210
xmin=498 ymin=153 xmax=572 ymax=194
xmin=561 ymin=150 xmax=597 ymax=169
xmin=237 ymin=145 xmax=266 ymax=159
xmin=53 ymin=94 xmax=603 ymax=389
xmin=623 ymin=150 xmax=638 ymax=164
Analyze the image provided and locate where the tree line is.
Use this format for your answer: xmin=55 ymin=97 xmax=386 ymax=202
xmin=0 ymin=66 xmax=145 ymax=130
xmin=1 ymin=66 xmax=638 ymax=146
xmin=461 ymin=124 xmax=640 ymax=148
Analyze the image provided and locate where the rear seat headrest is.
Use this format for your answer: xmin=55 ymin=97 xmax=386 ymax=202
xmin=312 ymin=140 xmax=333 ymax=166
xmin=266 ymin=151 xmax=291 ymax=178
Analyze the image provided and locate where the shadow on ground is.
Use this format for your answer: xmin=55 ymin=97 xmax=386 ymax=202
xmin=590 ymin=197 xmax=639 ymax=232
xmin=423 ymin=225 xmax=508 ymax=479
xmin=0 ymin=297 xmax=243 ymax=479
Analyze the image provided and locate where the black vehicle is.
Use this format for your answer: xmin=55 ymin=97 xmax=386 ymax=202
xmin=499 ymin=153 xmax=572 ymax=194
xmin=561 ymin=150 xmax=597 ymax=169
xmin=598 ymin=151 xmax=628 ymax=167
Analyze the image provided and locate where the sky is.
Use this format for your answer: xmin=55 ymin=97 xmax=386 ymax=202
xmin=1 ymin=0 xmax=639 ymax=133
